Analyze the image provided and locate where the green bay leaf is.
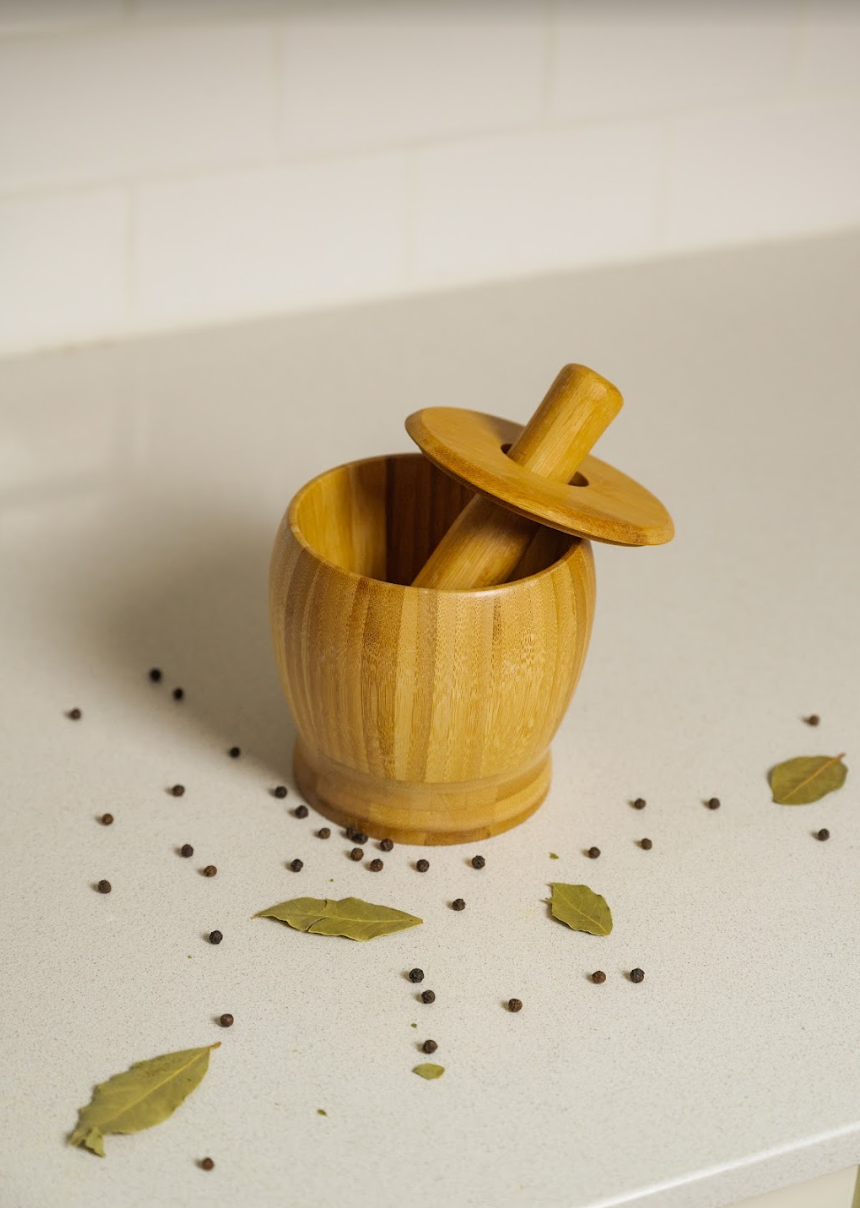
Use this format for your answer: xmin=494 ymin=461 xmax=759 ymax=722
xmin=770 ymin=753 xmax=847 ymax=804
xmin=550 ymin=883 xmax=613 ymax=936
xmin=413 ymin=1063 xmax=445 ymax=1080
xmin=255 ymin=896 xmax=422 ymax=941
xmin=70 ymin=1043 xmax=219 ymax=1157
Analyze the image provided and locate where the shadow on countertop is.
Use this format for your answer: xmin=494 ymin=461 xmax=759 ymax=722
xmin=69 ymin=497 xmax=297 ymax=785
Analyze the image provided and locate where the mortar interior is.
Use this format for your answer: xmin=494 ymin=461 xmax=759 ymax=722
xmin=291 ymin=452 xmax=576 ymax=587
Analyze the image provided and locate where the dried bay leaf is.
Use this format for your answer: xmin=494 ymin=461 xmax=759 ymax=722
xmin=413 ymin=1063 xmax=445 ymax=1080
xmin=70 ymin=1043 xmax=219 ymax=1157
xmin=255 ymin=896 xmax=422 ymax=941
xmin=550 ymin=883 xmax=613 ymax=936
xmin=770 ymin=753 xmax=847 ymax=804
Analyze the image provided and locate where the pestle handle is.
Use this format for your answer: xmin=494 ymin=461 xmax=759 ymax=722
xmin=411 ymin=364 xmax=622 ymax=590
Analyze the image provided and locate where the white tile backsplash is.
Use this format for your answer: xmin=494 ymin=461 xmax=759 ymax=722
xmin=800 ymin=2 xmax=860 ymax=96
xmin=129 ymin=0 xmax=288 ymax=21
xmin=0 ymin=190 xmax=127 ymax=353
xmin=412 ymin=123 xmax=662 ymax=288
xmin=0 ymin=24 xmax=276 ymax=192
xmin=135 ymin=154 xmax=407 ymax=326
xmin=665 ymin=98 xmax=860 ymax=250
xmin=549 ymin=0 xmax=801 ymax=121
xmin=0 ymin=0 xmax=123 ymax=35
xmin=0 ymin=0 xmax=858 ymax=357
xmin=280 ymin=1 xmax=547 ymax=155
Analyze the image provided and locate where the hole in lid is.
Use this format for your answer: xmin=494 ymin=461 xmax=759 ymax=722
xmin=500 ymin=443 xmax=588 ymax=487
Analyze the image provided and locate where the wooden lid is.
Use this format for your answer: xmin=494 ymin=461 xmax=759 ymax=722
xmin=405 ymin=407 xmax=674 ymax=547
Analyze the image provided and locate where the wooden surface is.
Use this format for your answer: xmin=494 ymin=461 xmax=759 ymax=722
xmin=406 ymin=406 xmax=675 ymax=549
xmin=269 ymin=452 xmax=596 ymax=844
xmin=411 ymin=364 xmax=621 ymax=590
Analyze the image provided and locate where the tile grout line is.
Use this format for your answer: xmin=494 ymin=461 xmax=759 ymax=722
xmin=125 ymin=181 xmax=137 ymax=333
xmin=6 ymin=221 xmax=859 ymax=363
xmin=652 ymin=119 xmax=674 ymax=255
xmin=2 ymin=88 xmax=859 ymax=206
xmin=539 ymin=0 xmax=556 ymax=121
xmin=791 ymin=0 xmax=812 ymax=97
xmin=270 ymin=22 xmax=285 ymax=164
xmin=0 ymin=13 xmax=283 ymax=43
xmin=401 ymin=151 xmax=417 ymax=288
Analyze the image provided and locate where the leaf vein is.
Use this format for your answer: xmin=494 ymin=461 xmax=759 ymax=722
xmin=780 ymin=752 xmax=845 ymax=800
xmin=96 ymin=1047 xmax=214 ymax=1131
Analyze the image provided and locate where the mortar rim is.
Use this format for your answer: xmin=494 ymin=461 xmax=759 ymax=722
xmin=285 ymin=451 xmax=586 ymax=597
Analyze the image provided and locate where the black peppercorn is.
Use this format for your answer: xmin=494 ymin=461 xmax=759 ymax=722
xmin=630 ymin=968 xmax=645 ymax=983
xmin=633 ymin=797 xmax=646 ymax=809
xmin=273 ymin=785 xmax=288 ymax=799
xmin=289 ymin=858 xmax=303 ymax=872
xmin=591 ymin=971 xmax=606 ymax=984
xmin=67 ymin=708 xmax=82 ymax=720
xmin=172 ymin=687 xmax=184 ymax=701
xmin=203 ymin=865 xmax=217 ymax=877
xmin=97 ymin=879 xmax=111 ymax=893
xmin=816 ymin=828 xmax=830 ymax=841
xmin=352 ymin=831 xmax=368 ymax=845
xmin=350 ymin=847 xmax=364 ymax=861
xmin=369 ymin=858 xmax=383 ymax=871
xmin=379 ymin=838 xmax=394 ymax=852
xmin=294 ymin=805 xmax=308 ymax=819
xmin=421 ymin=990 xmax=435 ymax=1003
xmin=180 ymin=843 xmax=193 ymax=857
xmin=416 ymin=859 xmax=430 ymax=872
xmin=409 ymin=968 xmax=425 ymax=983
xmin=707 ymin=797 xmax=721 ymax=810
xmin=345 ymin=827 xmax=356 ymax=840
xmin=228 ymin=746 xmax=241 ymax=758
xmin=201 ymin=1157 xmax=214 ymax=1171
xmin=471 ymin=855 xmax=485 ymax=869
xmin=171 ymin=784 xmax=185 ymax=797
xmin=317 ymin=828 xmax=330 ymax=839
xmin=422 ymin=1039 xmax=438 ymax=1054
xmin=587 ymin=846 xmax=600 ymax=859
xmin=640 ymin=838 xmax=653 ymax=850
xmin=209 ymin=930 xmax=222 ymax=944
xmin=508 ymin=998 xmax=523 ymax=1012
xmin=101 ymin=813 xmax=114 ymax=826
xmin=148 ymin=668 xmax=162 ymax=682
xmin=219 ymin=1013 xmax=234 ymax=1028
xmin=452 ymin=898 xmax=466 ymax=911
xmin=805 ymin=714 xmax=821 ymax=726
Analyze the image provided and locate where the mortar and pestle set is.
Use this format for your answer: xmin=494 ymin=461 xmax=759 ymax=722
xmin=269 ymin=365 xmax=673 ymax=845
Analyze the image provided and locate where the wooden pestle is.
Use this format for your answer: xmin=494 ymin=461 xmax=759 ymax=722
xmin=411 ymin=364 xmax=623 ymax=590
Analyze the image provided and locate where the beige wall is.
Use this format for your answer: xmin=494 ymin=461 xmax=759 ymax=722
xmin=2 ymin=0 xmax=860 ymax=357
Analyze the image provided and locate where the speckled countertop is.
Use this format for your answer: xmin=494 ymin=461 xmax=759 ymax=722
xmin=2 ymin=230 xmax=860 ymax=1208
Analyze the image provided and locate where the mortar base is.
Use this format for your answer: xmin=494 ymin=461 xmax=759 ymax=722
xmin=293 ymin=739 xmax=550 ymax=846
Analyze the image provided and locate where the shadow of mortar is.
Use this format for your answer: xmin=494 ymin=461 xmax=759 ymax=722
xmin=87 ymin=504 xmax=297 ymax=781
